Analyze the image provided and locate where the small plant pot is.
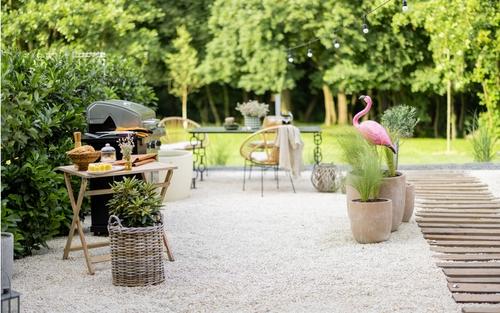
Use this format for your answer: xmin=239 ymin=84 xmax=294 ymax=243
xmin=347 ymin=199 xmax=392 ymax=244
xmin=402 ymin=183 xmax=415 ymax=222
xmin=379 ymin=172 xmax=406 ymax=232
xmin=1 ymin=232 xmax=14 ymax=293
xmin=244 ymin=116 xmax=261 ymax=130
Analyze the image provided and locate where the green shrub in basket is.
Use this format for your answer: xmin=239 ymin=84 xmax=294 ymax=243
xmin=107 ymin=177 xmax=163 ymax=228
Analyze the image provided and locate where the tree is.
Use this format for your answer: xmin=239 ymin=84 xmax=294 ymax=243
xmin=164 ymin=26 xmax=201 ymax=120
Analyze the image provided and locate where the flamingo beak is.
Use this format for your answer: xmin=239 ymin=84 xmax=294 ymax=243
xmin=358 ymin=95 xmax=366 ymax=102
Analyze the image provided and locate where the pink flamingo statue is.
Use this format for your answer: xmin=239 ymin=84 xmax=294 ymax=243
xmin=353 ymin=95 xmax=396 ymax=153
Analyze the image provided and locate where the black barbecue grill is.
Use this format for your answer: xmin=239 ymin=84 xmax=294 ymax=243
xmin=83 ymin=100 xmax=162 ymax=234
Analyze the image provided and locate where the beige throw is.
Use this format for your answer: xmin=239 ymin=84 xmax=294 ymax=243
xmin=274 ymin=125 xmax=304 ymax=177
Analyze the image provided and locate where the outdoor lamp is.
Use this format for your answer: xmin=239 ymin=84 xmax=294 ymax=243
xmin=307 ymin=48 xmax=313 ymax=58
xmin=334 ymin=39 xmax=340 ymax=49
xmin=287 ymin=52 xmax=294 ymax=63
xmin=362 ymin=15 xmax=369 ymax=34
xmin=402 ymin=0 xmax=409 ymax=12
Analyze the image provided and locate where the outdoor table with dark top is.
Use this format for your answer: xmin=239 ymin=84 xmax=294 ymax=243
xmin=57 ymin=161 xmax=176 ymax=275
xmin=188 ymin=126 xmax=322 ymax=184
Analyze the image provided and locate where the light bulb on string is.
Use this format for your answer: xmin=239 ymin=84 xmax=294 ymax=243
xmin=307 ymin=48 xmax=313 ymax=58
xmin=287 ymin=51 xmax=294 ymax=63
xmin=362 ymin=16 xmax=369 ymax=34
xmin=402 ymin=0 xmax=409 ymax=12
xmin=334 ymin=39 xmax=340 ymax=49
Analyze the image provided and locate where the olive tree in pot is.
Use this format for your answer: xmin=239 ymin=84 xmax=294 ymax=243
xmin=381 ymin=105 xmax=419 ymax=223
xmin=339 ymin=130 xmax=392 ymax=243
xmin=107 ymin=177 xmax=166 ymax=287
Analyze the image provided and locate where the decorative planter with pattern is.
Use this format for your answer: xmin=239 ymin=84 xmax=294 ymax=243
xmin=244 ymin=116 xmax=261 ymax=130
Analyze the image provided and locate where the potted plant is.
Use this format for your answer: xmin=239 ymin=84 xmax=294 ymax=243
xmin=236 ymin=100 xmax=269 ymax=129
xmin=107 ymin=177 xmax=165 ymax=287
xmin=339 ymin=129 xmax=392 ymax=243
xmin=381 ymin=105 xmax=420 ymax=223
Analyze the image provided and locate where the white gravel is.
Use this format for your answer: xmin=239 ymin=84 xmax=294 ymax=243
xmin=12 ymin=169 xmax=471 ymax=313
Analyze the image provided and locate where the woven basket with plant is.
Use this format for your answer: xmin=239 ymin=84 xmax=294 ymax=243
xmin=107 ymin=177 xmax=165 ymax=287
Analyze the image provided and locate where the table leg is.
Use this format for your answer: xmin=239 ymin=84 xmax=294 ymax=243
xmin=159 ymin=169 xmax=175 ymax=261
xmin=313 ymin=131 xmax=323 ymax=166
xmin=191 ymin=133 xmax=207 ymax=183
xmin=62 ymin=176 xmax=95 ymax=274
xmin=190 ymin=133 xmax=198 ymax=188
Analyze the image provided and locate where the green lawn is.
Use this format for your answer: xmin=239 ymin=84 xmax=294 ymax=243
xmin=204 ymin=126 xmax=500 ymax=166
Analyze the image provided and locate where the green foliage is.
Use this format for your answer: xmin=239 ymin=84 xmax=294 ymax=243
xmin=469 ymin=119 xmax=498 ymax=162
xmin=107 ymin=177 xmax=162 ymax=228
xmin=381 ymin=105 xmax=420 ymax=139
xmin=164 ymin=26 xmax=201 ymax=97
xmin=1 ymin=49 xmax=156 ymax=256
xmin=2 ymin=0 xmax=164 ymax=83
xmin=337 ymin=128 xmax=383 ymax=201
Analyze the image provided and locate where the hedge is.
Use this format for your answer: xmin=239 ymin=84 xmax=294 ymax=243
xmin=1 ymin=49 xmax=157 ymax=257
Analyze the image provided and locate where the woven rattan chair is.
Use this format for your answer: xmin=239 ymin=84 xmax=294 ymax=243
xmin=158 ymin=117 xmax=208 ymax=149
xmin=240 ymin=125 xmax=296 ymax=197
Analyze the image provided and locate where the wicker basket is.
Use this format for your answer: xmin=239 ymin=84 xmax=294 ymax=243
xmin=67 ymin=151 xmax=100 ymax=171
xmin=108 ymin=215 xmax=165 ymax=287
xmin=311 ymin=163 xmax=339 ymax=192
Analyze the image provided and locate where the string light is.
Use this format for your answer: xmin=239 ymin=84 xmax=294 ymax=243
xmin=284 ymin=0 xmax=397 ymax=62
xmin=362 ymin=16 xmax=369 ymax=34
xmin=402 ymin=0 xmax=408 ymax=12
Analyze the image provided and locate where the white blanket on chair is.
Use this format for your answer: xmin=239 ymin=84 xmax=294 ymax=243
xmin=274 ymin=125 xmax=303 ymax=177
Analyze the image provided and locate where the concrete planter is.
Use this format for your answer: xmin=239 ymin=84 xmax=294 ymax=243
xmin=2 ymin=232 xmax=14 ymax=293
xmin=158 ymin=149 xmax=193 ymax=201
xmin=347 ymin=199 xmax=392 ymax=244
xmin=379 ymin=172 xmax=406 ymax=232
xmin=402 ymin=183 xmax=415 ymax=222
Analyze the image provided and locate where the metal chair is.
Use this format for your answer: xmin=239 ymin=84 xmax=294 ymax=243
xmin=158 ymin=117 xmax=208 ymax=149
xmin=240 ymin=125 xmax=296 ymax=197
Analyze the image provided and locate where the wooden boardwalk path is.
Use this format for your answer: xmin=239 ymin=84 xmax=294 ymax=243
xmin=407 ymin=171 xmax=500 ymax=313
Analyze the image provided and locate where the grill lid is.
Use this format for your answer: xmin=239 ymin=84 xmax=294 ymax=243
xmin=86 ymin=100 xmax=156 ymax=129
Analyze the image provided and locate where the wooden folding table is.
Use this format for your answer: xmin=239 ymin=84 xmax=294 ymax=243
xmin=57 ymin=161 xmax=176 ymax=275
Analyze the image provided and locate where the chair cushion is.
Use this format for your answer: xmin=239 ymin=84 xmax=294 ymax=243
xmin=250 ymin=151 xmax=270 ymax=163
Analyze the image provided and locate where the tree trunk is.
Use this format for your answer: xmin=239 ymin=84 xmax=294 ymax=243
xmin=205 ymin=85 xmax=221 ymax=125
xmin=181 ymin=86 xmax=188 ymax=120
xmin=337 ymin=91 xmax=348 ymax=125
xmin=434 ymin=98 xmax=440 ymax=138
xmin=222 ymin=85 xmax=230 ymax=117
xmin=304 ymin=95 xmax=317 ymax=122
xmin=281 ymin=89 xmax=291 ymax=114
xmin=446 ymin=79 xmax=452 ymax=152
xmin=458 ymin=94 xmax=465 ymax=135
xmin=322 ymin=84 xmax=336 ymax=125
xmin=242 ymin=90 xmax=249 ymax=102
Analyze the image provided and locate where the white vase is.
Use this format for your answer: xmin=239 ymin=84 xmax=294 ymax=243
xmin=244 ymin=116 xmax=261 ymax=130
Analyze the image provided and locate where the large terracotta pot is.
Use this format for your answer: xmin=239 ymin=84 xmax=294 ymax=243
xmin=347 ymin=198 xmax=392 ymax=243
xmin=379 ymin=172 xmax=406 ymax=231
xmin=402 ymin=183 xmax=415 ymax=222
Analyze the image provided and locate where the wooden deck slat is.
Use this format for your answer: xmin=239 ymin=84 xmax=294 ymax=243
xmin=417 ymin=218 xmax=500 ymax=224
xmin=425 ymin=235 xmax=500 ymax=241
xmin=449 ymin=283 xmax=500 ymax=293
xmin=431 ymin=247 xmax=500 ymax=254
xmin=429 ymin=241 xmax=500 ymax=247
xmin=462 ymin=306 xmax=500 ymax=313
xmin=435 ymin=254 xmax=500 ymax=261
xmin=452 ymin=293 xmax=500 ymax=303
xmin=437 ymin=262 xmax=500 ymax=268
xmin=417 ymin=213 xmax=500 ymax=219
xmin=448 ymin=277 xmax=500 ymax=283
xmin=420 ymin=223 xmax=500 ymax=229
xmin=443 ymin=268 xmax=500 ymax=277
xmin=422 ymin=228 xmax=500 ymax=235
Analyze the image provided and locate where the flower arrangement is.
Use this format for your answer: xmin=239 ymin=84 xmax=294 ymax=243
xmin=118 ymin=134 xmax=135 ymax=160
xmin=236 ymin=100 xmax=269 ymax=118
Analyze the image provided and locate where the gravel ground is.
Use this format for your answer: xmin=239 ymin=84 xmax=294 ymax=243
xmin=14 ymin=169 xmax=497 ymax=313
